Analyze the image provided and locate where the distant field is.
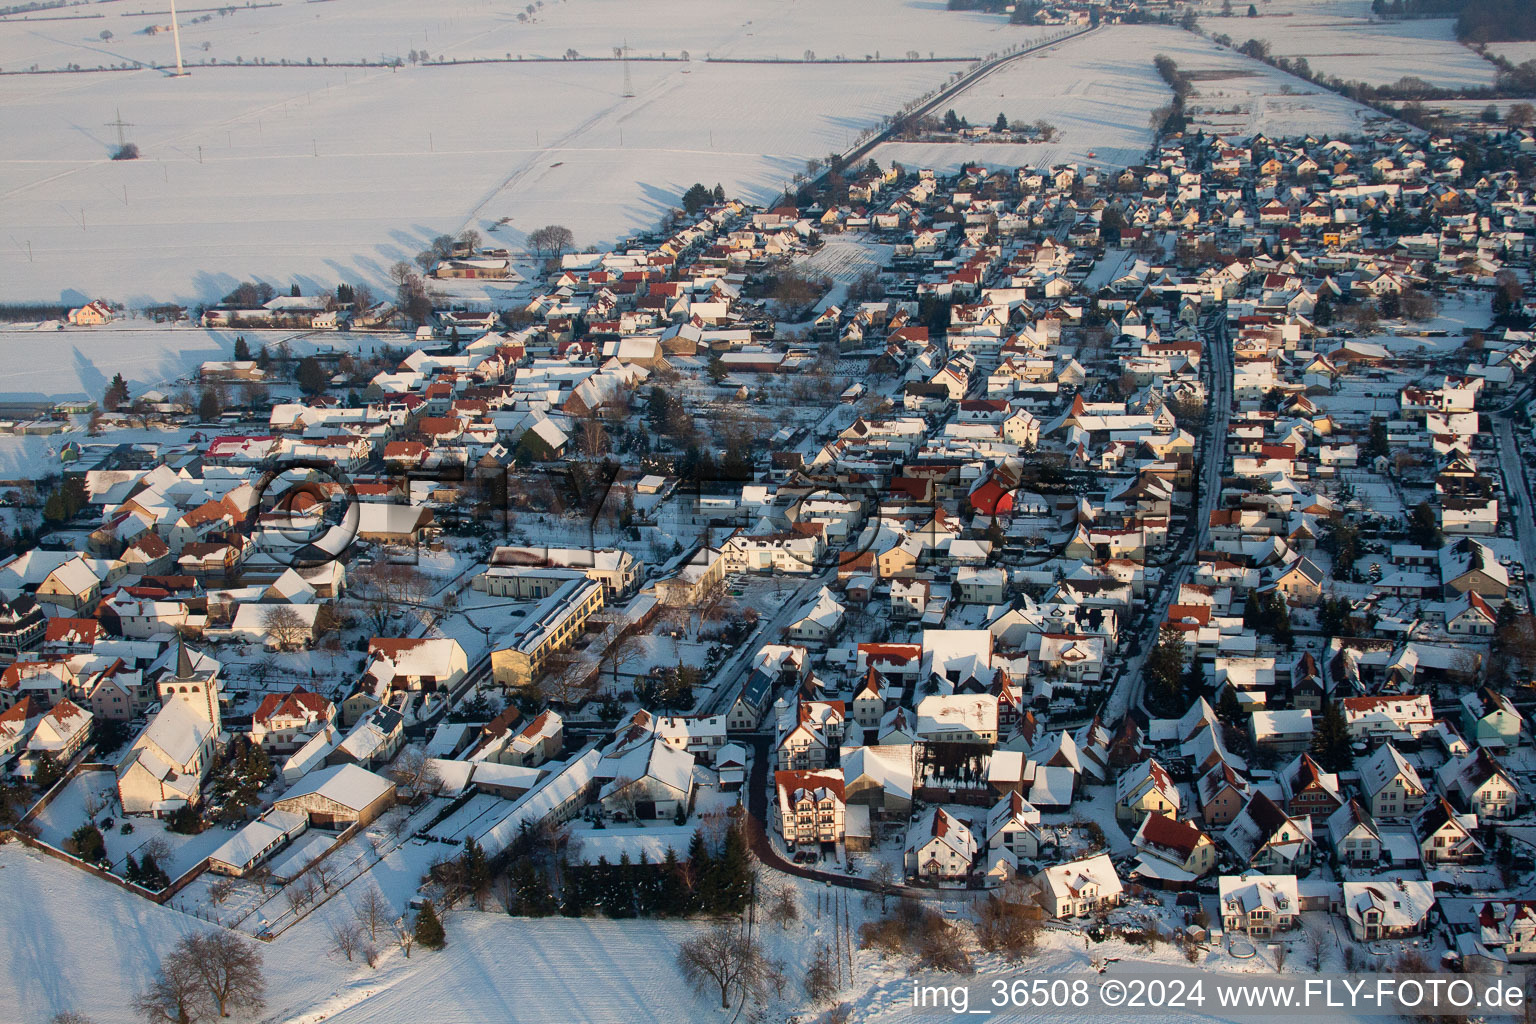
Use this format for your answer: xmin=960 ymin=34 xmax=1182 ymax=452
xmin=0 ymin=0 xmax=1059 ymax=305
xmin=1190 ymin=0 xmax=1497 ymax=90
xmin=870 ymin=23 xmax=1391 ymax=177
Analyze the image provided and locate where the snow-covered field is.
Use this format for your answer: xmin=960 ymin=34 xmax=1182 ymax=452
xmin=1193 ymin=0 xmax=1495 ymax=90
xmin=0 ymin=0 xmax=1067 ymax=306
xmin=871 ymin=24 xmax=1389 ymax=175
xmin=874 ymin=27 xmax=1172 ymax=171
xmin=3 ymin=838 xmax=1414 ymax=1024
xmin=0 ymin=0 xmax=1044 ymax=72
xmin=1488 ymin=42 xmax=1536 ymax=66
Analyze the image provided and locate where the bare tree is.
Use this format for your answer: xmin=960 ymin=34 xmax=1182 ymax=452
xmin=134 ymin=952 xmax=210 ymax=1024
xmin=527 ymin=224 xmax=574 ymax=260
xmin=759 ymin=879 xmax=799 ymax=929
xmin=329 ymin=919 xmax=363 ymax=962
xmin=580 ymin=411 xmax=609 ymax=456
xmin=394 ymin=915 xmax=415 ymax=958
xmin=181 ymin=932 xmax=265 ymax=1019
xmin=803 ymin=942 xmax=838 ymax=1004
xmin=314 ymin=860 xmax=336 ymax=893
xmin=284 ymin=874 xmax=316 ymax=914
xmin=1273 ymin=941 xmax=1288 ymax=972
xmin=207 ymin=877 xmax=236 ymax=906
xmin=1304 ymin=927 xmax=1324 ymax=971
xmin=602 ymin=631 xmax=646 ymax=689
xmin=140 ymin=837 xmax=172 ymax=867
xmin=260 ymin=605 xmax=310 ymax=651
xmin=52 ymin=1013 xmax=97 ymax=1024
xmin=352 ymin=562 xmax=430 ymax=634
xmin=676 ymin=922 xmax=770 ymax=1010
xmin=867 ymin=861 xmax=898 ymax=913
xmin=356 ymin=885 xmax=392 ymax=942
xmin=388 ymin=745 xmax=442 ymax=799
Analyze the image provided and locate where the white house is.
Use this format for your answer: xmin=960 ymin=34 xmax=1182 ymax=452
xmin=1036 ymin=853 xmax=1124 ymax=919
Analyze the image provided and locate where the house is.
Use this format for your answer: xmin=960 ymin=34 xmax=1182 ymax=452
xmin=985 ymin=790 xmax=1042 ymax=865
xmin=355 ymin=503 xmax=435 ymax=544
xmin=849 ymin=670 xmax=888 ymax=731
xmin=785 ymin=586 xmax=845 ymax=646
xmin=905 ymin=807 xmax=977 ymax=880
xmin=67 ymin=300 xmax=114 ymax=326
xmin=1340 ymin=694 xmax=1434 ymax=743
xmin=365 ymin=638 xmax=468 ymax=693
xmin=841 ymin=744 xmax=915 ymax=815
xmin=1277 ymin=753 xmax=1342 ymax=821
xmin=250 ymin=687 xmax=335 ymax=753
xmin=1131 ymin=812 xmax=1217 ymax=885
xmin=1219 ymin=873 xmax=1299 ymax=937
xmin=914 ymin=693 xmax=997 ymax=745
xmin=1460 ymin=688 xmax=1523 ymax=750
xmin=1476 ymin=901 xmax=1536 ymax=963
xmin=775 ymin=768 xmax=846 ymax=850
xmin=775 ymin=699 xmax=845 ymax=769
xmin=1343 ymin=879 xmax=1436 ymax=942
xmin=1114 ymin=758 xmax=1180 ymax=824
xmin=1224 ymin=791 xmax=1313 ymax=873
xmin=25 ymin=698 xmax=93 ymax=769
xmin=272 ymin=763 xmax=396 ymax=828
xmin=1198 ymin=760 xmax=1251 ymax=827
xmin=206 ymin=809 xmax=308 ymax=877
xmin=597 ymin=736 xmax=695 ymax=820
xmin=1036 ymin=853 xmax=1124 ymax=919
xmin=1269 ymin=557 xmax=1324 ymax=606
xmin=500 ymin=710 xmax=564 ymax=768
xmin=1414 ymin=796 xmax=1484 ymax=865
xmin=1437 ymin=747 xmax=1518 ymax=820
xmin=326 ymin=706 xmax=405 ymax=771
xmin=1357 ymin=742 xmax=1426 ymax=820
xmin=1327 ymin=798 xmax=1382 ymax=866
xmin=1248 ymin=709 xmax=1312 ymax=755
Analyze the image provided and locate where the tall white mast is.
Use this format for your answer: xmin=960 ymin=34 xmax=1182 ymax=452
xmin=168 ymin=0 xmax=187 ymax=76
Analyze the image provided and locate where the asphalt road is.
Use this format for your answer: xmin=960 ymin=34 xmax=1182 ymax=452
xmin=1104 ymin=306 xmax=1232 ymax=721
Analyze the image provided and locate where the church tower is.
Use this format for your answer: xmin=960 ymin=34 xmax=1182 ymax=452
xmin=157 ymin=638 xmax=221 ymax=735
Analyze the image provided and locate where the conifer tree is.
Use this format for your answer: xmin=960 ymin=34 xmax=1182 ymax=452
xmin=414 ymin=902 xmax=446 ymax=949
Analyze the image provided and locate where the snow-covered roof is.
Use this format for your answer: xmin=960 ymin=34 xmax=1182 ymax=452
xmin=276 ymin=763 xmax=393 ymax=813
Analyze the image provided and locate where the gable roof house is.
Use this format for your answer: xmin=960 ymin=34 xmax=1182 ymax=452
xmin=1460 ymin=688 xmax=1523 ymax=750
xmin=1357 ymin=742 xmax=1426 ymax=821
xmin=1277 ymin=753 xmax=1342 ymax=821
xmin=1344 ymin=879 xmax=1436 ymax=942
xmin=24 ymin=698 xmax=93 ymax=772
xmin=1414 ymin=796 xmax=1484 ymax=866
xmin=1324 ymin=788 xmax=1383 ymax=865
xmin=1224 ymin=791 xmax=1313 ymax=873
xmin=1036 ymin=853 xmax=1124 ymax=919
xmin=905 ymin=807 xmax=977 ymax=880
xmin=1436 ymin=747 xmax=1518 ymax=821
xmin=1114 ymin=757 xmax=1180 ymax=825
xmin=1131 ymin=812 xmax=1217 ymax=887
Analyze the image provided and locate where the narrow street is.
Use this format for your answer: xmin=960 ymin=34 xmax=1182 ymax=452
xmin=1104 ymin=306 xmax=1232 ymax=721
xmin=1493 ymin=414 xmax=1536 ymax=606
